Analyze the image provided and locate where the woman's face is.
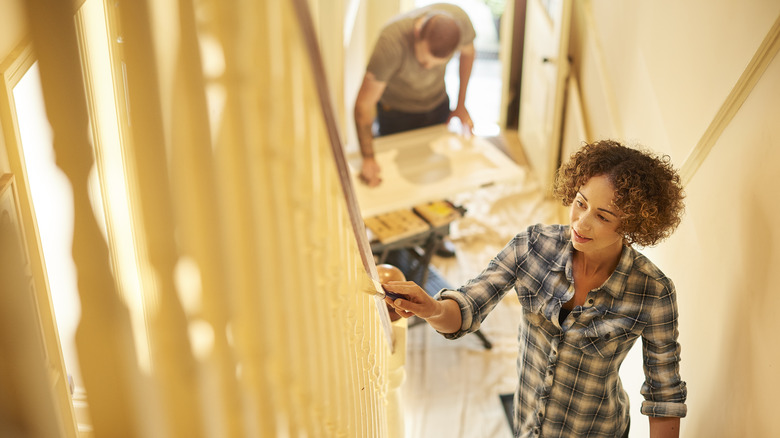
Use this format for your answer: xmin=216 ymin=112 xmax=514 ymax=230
xmin=569 ymin=175 xmax=624 ymax=255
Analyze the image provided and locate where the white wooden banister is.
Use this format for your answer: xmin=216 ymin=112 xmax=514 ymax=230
xmin=118 ymin=1 xmax=208 ymax=436
xmin=169 ymin=0 xmax=244 ymax=435
xmin=16 ymin=0 xmax=401 ymax=436
xmin=20 ymin=0 xmax=142 ymax=436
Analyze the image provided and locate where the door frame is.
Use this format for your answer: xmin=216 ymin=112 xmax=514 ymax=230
xmin=516 ymin=0 xmax=572 ymax=195
xmin=0 ymin=40 xmax=79 ymax=438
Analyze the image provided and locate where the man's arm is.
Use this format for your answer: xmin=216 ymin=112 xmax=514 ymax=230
xmin=354 ymin=71 xmax=386 ymax=186
xmin=649 ymin=416 xmax=680 ymax=438
xmin=449 ymin=42 xmax=475 ymax=134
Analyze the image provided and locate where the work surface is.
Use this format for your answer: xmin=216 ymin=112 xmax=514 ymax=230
xmin=348 ymin=125 xmax=524 ymax=218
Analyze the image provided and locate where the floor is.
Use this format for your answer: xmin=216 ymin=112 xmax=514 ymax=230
xmin=399 ymin=134 xmax=561 ymax=438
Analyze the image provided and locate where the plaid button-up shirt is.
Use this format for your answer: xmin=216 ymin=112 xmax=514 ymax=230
xmin=438 ymin=224 xmax=687 ymax=437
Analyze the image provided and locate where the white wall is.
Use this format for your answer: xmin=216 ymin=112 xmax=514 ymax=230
xmin=0 ymin=0 xmax=25 ymax=63
xmin=590 ymin=0 xmax=778 ymax=158
xmin=653 ymin=53 xmax=780 ymax=436
xmin=570 ymin=0 xmax=780 ymax=436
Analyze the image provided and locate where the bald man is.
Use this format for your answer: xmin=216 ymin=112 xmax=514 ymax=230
xmin=354 ymin=4 xmax=476 ymax=187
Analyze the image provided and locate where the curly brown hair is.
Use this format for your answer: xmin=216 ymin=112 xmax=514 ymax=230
xmin=553 ymin=140 xmax=685 ymax=247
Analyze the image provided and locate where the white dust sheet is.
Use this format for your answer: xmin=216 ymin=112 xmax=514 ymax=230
xmin=400 ymin=173 xmax=560 ymax=438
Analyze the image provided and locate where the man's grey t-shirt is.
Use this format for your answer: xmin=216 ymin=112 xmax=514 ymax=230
xmin=366 ymin=4 xmax=476 ymax=113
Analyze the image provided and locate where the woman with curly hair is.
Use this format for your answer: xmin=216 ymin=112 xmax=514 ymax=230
xmin=384 ymin=140 xmax=687 ymax=437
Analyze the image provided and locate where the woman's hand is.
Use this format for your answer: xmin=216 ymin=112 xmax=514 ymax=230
xmin=383 ymin=281 xmax=463 ymax=333
xmin=383 ymin=281 xmax=440 ymax=319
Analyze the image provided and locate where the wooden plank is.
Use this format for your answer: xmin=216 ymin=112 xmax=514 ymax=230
xmin=413 ymin=200 xmax=462 ymax=228
xmin=364 ymin=209 xmax=431 ymax=244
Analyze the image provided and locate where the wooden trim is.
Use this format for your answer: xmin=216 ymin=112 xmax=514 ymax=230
xmin=0 ymin=40 xmax=80 ymax=438
xmin=72 ymin=0 xmax=87 ymax=13
xmin=680 ymin=14 xmax=780 ymax=186
xmin=0 ymin=41 xmax=49 ymax=304
xmin=0 ymin=41 xmax=35 ymax=87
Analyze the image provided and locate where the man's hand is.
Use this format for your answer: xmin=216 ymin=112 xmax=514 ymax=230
xmin=360 ymin=157 xmax=382 ymax=187
xmin=448 ymin=106 xmax=474 ymax=137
